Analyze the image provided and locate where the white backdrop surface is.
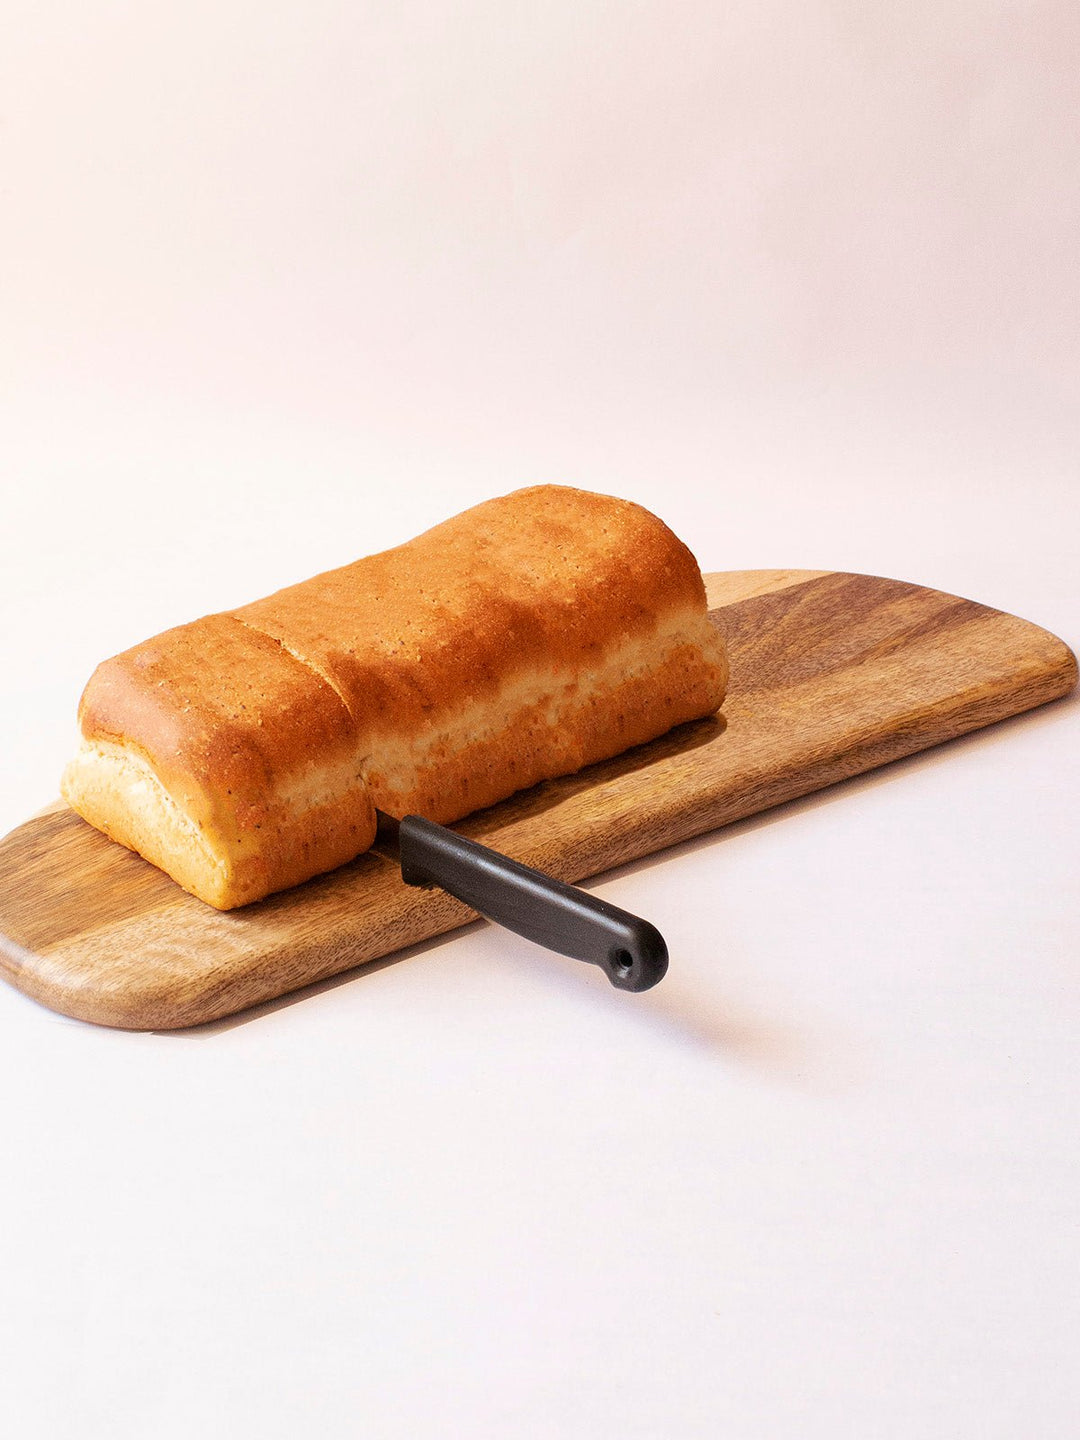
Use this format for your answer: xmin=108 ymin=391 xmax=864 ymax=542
xmin=1 ymin=4 xmax=1077 ymax=1437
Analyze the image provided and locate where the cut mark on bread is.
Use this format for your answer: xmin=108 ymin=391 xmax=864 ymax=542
xmin=226 ymin=612 xmax=360 ymax=727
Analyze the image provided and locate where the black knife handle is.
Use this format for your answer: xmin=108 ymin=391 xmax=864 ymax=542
xmin=397 ymin=815 xmax=668 ymax=992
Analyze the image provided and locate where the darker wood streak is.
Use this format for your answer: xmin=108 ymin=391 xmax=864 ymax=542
xmin=717 ymin=573 xmax=997 ymax=695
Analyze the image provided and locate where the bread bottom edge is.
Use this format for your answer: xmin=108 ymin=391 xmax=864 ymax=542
xmin=61 ymin=742 xmax=378 ymax=910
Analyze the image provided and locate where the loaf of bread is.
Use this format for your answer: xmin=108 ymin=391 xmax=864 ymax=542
xmin=61 ymin=485 xmax=728 ymax=908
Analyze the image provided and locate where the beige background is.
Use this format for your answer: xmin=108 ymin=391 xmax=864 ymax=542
xmin=1 ymin=4 xmax=1077 ymax=1437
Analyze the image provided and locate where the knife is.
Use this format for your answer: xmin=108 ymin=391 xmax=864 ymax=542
xmin=373 ymin=811 xmax=668 ymax=992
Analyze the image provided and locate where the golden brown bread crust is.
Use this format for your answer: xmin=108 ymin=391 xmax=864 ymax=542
xmin=66 ymin=615 xmax=377 ymax=907
xmin=62 ymin=485 xmax=728 ymax=907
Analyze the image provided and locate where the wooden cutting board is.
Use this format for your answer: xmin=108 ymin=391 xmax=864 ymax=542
xmin=0 ymin=569 xmax=1074 ymax=1030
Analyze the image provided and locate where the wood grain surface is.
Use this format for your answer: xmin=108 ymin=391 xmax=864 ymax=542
xmin=0 ymin=569 xmax=1074 ymax=1030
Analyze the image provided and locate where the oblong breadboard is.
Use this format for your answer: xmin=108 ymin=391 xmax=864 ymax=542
xmin=0 ymin=569 xmax=1074 ymax=1029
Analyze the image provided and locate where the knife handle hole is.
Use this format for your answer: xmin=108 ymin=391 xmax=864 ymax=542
xmin=610 ymin=949 xmax=633 ymax=980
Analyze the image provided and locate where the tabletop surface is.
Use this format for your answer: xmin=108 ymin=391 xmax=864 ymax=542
xmin=2 ymin=5 xmax=1079 ymax=1435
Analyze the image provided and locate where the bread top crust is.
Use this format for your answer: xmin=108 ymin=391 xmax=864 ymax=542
xmin=77 ymin=612 xmax=359 ymax=841
xmin=231 ymin=485 xmax=714 ymax=730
